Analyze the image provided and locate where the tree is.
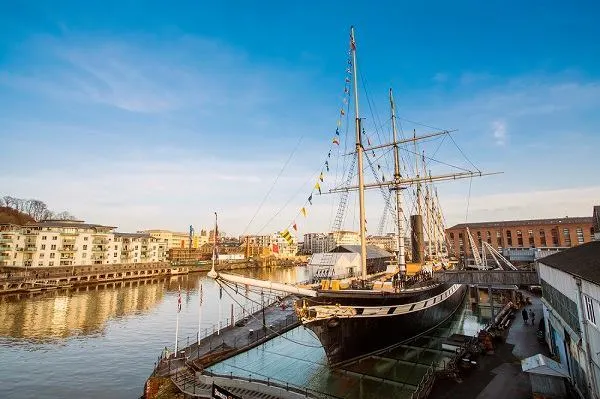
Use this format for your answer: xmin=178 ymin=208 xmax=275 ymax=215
xmin=0 ymin=195 xmax=77 ymax=221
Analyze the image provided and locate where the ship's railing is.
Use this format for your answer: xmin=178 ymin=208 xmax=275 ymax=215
xmin=202 ymin=370 xmax=341 ymax=399
xmin=410 ymin=362 xmax=436 ymax=399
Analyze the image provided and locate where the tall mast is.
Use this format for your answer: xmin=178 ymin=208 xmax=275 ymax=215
xmin=414 ymin=130 xmax=422 ymax=216
xmin=389 ymin=88 xmax=405 ymax=272
xmin=350 ymin=26 xmax=367 ymax=281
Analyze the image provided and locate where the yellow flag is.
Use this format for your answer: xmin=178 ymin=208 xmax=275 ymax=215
xmin=301 ymin=207 xmax=307 ymax=217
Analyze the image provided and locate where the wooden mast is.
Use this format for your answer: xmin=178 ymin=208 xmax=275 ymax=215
xmin=350 ymin=26 xmax=367 ymax=281
xmin=389 ymin=88 xmax=406 ymax=273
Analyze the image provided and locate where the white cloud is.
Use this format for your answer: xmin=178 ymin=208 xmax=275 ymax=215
xmin=491 ymin=119 xmax=507 ymax=145
xmin=432 ymin=72 xmax=448 ymax=83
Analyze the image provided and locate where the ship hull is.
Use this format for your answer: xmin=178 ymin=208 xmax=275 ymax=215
xmin=298 ymin=283 xmax=467 ymax=365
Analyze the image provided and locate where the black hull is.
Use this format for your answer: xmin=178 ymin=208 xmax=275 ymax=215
xmin=299 ymin=283 xmax=467 ymax=365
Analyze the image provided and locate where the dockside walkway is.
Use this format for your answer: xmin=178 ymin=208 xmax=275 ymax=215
xmin=148 ymin=296 xmax=336 ymax=398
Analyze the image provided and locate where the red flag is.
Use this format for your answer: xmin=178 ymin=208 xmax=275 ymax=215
xmin=293 ymin=223 xmax=297 ymax=231
xmin=272 ymin=243 xmax=279 ymax=253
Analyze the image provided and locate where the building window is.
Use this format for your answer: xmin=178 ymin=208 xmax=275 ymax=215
xmin=563 ymin=228 xmax=571 ymax=247
xmin=82 ymin=253 xmax=87 ymax=258
xmin=114 ymin=245 xmax=117 ymax=250
xmin=52 ymin=236 xmax=57 ymax=240
xmin=84 ymin=237 xmax=88 ymax=241
xmin=516 ymin=230 xmax=523 ymax=247
xmin=585 ymin=295 xmax=596 ymax=325
xmin=39 ymin=253 xmax=44 ymax=258
xmin=51 ymin=244 xmax=57 ymax=250
xmin=50 ymin=253 xmax=55 ymax=258
xmin=83 ymin=245 xmax=88 ymax=250
xmin=539 ymin=230 xmax=547 ymax=246
xmin=551 ymin=228 xmax=559 ymax=246
xmin=528 ymin=230 xmax=534 ymax=247
xmin=486 ymin=231 xmax=491 ymax=244
xmin=42 ymin=236 xmax=47 ymax=240
xmin=38 ymin=261 xmax=43 ymax=266
xmin=449 ymin=232 xmax=454 ymax=240
xmin=41 ymin=244 xmax=46 ymax=250
xmin=49 ymin=261 xmax=54 ymax=266
xmin=576 ymin=228 xmax=584 ymax=244
xmin=114 ymin=253 xmax=117 ymax=258
xmin=506 ymin=230 xmax=512 ymax=246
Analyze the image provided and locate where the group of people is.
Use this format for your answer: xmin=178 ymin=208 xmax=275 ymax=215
xmin=521 ymin=308 xmax=536 ymax=326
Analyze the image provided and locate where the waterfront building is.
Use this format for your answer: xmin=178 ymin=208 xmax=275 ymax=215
xmin=302 ymin=233 xmax=327 ymax=254
xmin=0 ymin=220 xmax=167 ymax=268
xmin=446 ymin=216 xmax=594 ymax=263
xmin=270 ymin=232 xmax=298 ymax=258
xmin=308 ymin=244 xmax=394 ymax=280
xmin=537 ymin=240 xmax=600 ymax=399
xmin=141 ymin=229 xmax=193 ymax=249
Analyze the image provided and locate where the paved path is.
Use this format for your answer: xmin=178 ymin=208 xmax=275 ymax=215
xmin=429 ymin=290 xmax=550 ymax=399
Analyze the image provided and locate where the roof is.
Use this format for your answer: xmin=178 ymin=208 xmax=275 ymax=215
xmin=330 ymin=245 xmax=393 ymax=259
xmin=448 ymin=217 xmax=592 ymax=230
xmin=538 ymin=241 xmax=600 ymax=285
xmin=114 ymin=232 xmax=152 ymax=239
xmin=521 ymin=354 xmax=569 ymax=377
xmin=33 ymin=220 xmax=117 ymax=229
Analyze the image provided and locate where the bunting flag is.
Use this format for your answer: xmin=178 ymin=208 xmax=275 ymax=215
xmin=308 ymin=194 xmax=313 ymax=205
xmin=328 ymin=151 xmax=331 ymax=158
xmin=315 ymin=182 xmax=322 ymax=195
xmin=333 ymin=137 xmax=340 ymax=145
xmin=280 ymin=229 xmax=293 ymax=245
xmin=301 ymin=207 xmax=307 ymax=217
xmin=293 ymin=222 xmax=297 ymax=231
xmin=340 ymin=108 xmax=345 ymax=116
xmin=367 ymin=136 xmax=371 ymax=146
xmin=272 ymin=243 xmax=279 ymax=253
xmin=337 ymin=119 xmax=342 ymax=127
xmin=319 ymin=172 xmax=324 ymax=182
xmin=335 ymin=128 xmax=340 ymax=136
xmin=325 ymin=161 xmax=329 ymax=171
xmin=345 ymin=77 xmax=350 ymax=83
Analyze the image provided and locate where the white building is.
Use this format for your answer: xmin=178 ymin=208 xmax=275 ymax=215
xmin=308 ymin=244 xmax=394 ymax=281
xmin=537 ymin=240 xmax=600 ymax=399
xmin=0 ymin=220 xmax=167 ymax=268
xmin=303 ymin=231 xmax=361 ymax=254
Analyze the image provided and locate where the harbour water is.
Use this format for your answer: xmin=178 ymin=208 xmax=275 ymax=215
xmin=0 ymin=266 xmax=308 ymax=399
xmin=0 ymin=266 xmax=487 ymax=399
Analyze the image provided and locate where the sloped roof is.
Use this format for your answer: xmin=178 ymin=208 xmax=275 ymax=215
xmin=448 ymin=217 xmax=592 ymax=230
xmin=521 ymin=354 xmax=569 ymax=377
xmin=34 ymin=220 xmax=117 ymax=229
xmin=539 ymin=241 xmax=600 ymax=285
xmin=330 ymin=245 xmax=393 ymax=259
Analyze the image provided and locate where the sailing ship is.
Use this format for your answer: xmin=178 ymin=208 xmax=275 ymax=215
xmin=209 ymin=27 xmax=496 ymax=366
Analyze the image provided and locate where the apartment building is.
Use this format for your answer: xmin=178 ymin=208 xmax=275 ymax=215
xmin=0 ymin=220 xmax=167 ymax=268
xmin=302 ymin=231 xmax=361 ymax=254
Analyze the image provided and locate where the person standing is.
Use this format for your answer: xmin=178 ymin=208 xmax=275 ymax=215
xmin=522 ymin=308 xmax=529 ymax=326
xmin=529 ymin=309 xmax=535 ymax=327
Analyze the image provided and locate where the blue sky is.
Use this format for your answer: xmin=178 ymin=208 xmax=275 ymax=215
xmin=1 ymin=1 xmax=599 ymax=236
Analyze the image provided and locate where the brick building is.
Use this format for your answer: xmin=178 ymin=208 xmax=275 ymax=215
xmin=446 ymin=216 xmax=594 ymax=259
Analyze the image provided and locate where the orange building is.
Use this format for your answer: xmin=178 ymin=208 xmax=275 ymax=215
xmin=446 ymin=217 xmax=594 ymax=259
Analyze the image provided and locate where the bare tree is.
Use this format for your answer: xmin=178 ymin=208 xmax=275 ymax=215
xmin=53 ymin=211 xmax=77 ymax=221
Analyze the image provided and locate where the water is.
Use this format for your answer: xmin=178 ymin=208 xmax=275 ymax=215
xmin=208 ymin=293 xmax=489 ymax=399
xmin=0 ymin=266 xmax=309 ymax=399
xmin=0 ymin=267 xmax=488 ymax=399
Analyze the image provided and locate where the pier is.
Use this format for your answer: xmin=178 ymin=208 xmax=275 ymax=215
xmin=0 ymin=262 xmax=188 ymax=295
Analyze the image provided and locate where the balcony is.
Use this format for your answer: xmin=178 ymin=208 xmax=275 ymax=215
xmin=59 ymin=246 xmax=78 ymax=252
xmin=63 ymin=238 xmax=76 ymax=245
xmin=0 ymin=238 xmax=13 ymax=244
xmin=92 ymin=238 xmax=109 ymax=245
xmin=24 ymin=230 xmax=39 ymax=235
xmin=92 ymin=245 xmax=109 ymax=252
xmin=60 ymin=231 xmax=78 ymax=236
xmin=0 ymin=243 xmax=12 ymax=250
xmin=0 ymin=254 xmax=10 ymax=261
xmin=24 ymin=245 xmax=37 ymax=252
